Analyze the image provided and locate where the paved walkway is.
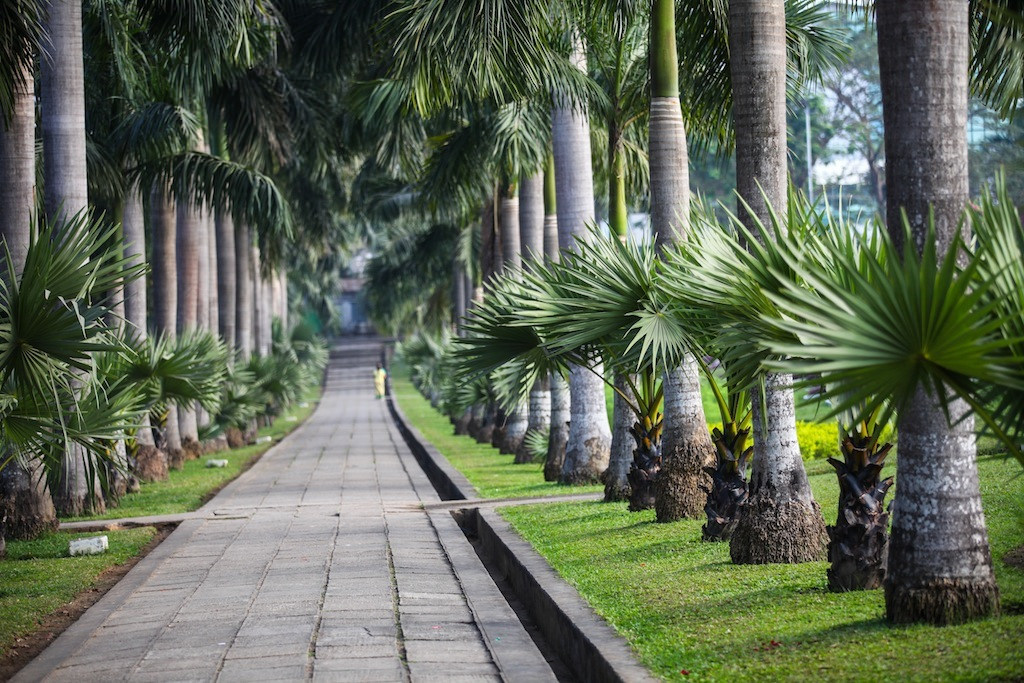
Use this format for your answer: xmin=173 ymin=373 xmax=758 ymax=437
xmin=16 ymin=340 xmax=555 ymax=682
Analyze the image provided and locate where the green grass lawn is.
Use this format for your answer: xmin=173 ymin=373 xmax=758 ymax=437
xmin=392 ymin=364 xmax=602 ymax=499
xmin=67 ymin=388 xmax=321 ymax=521
xmin=499 ymin=453 xmax=1024 ymax=681
xmin=0 ymin=527 xmax=158 ymax=658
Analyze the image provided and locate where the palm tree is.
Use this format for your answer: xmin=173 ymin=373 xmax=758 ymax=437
xmin=647 ymin=0 xmax=716 ymax=522
xmin=875 ymin=0 xmax=998 ymax=624
xmin=175 ymin=196 xmax=203 ymax=457
xmin=542 ymin=155 xmax=570 ymax=480
xmin=150 ymin=184 xmax=186 ymax=468
xmin=40 ymin=0 xmax=107 ymax=516
xmin=0 ymin=48 xmax=58 ymax=540
xmin=516 ymin=170 xmax=551 ymax=463
xmin=726 ymin=0 xmax=827 ymax=564
xmin=553 ymin=35 xmax=612 ymax=484
xmin=122 ymin=187 xmax=168 ymax=481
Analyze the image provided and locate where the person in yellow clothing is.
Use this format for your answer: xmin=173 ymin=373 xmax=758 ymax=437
xmin=374 ymin=363 xmax=387 ymax=399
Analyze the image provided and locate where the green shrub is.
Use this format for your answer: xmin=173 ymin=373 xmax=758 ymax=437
xmin=795 ymin=421 xmax=839 ymax=461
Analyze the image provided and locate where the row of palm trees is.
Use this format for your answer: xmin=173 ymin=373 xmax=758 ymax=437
xmin=0 ymin=1 xmax=357 ymax=551
xmin=375 ymin=1 xmax=1021 ymax=628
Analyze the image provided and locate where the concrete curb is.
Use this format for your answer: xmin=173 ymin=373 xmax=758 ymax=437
xmin=386 ymin=392 xmax=654 ymax=683
xmin=386 ymin=393 xmax=479 ymax=501
xmin=468 ymin=508 xmax=656 ymax=683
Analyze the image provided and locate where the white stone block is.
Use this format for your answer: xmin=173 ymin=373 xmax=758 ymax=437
xmin=256 ymin=436 xmax=273 ymax=444
xmin=206 ymin=459 xmax=229 ymax=468
xmin=69 ymin=536 xmax=108 ymax=556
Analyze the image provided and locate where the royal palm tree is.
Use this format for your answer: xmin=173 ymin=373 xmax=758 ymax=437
xmin=553 ymin=35 xmax=613 ymax=484
xmin=542 ymin=155 xmax=570 ymax=480
xmin=875 ymin=0 xmax=998 ymax=624
xmin=516 ymin=170 xmax=551 ymax=463
xmin=725 ymin=0 xmax=827 ymax=564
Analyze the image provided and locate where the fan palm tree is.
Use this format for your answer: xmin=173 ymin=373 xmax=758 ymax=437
xmin=0 ymin=25 xmax=57 ymax=539
xmin=542 ymin=155 xmax=570 ymax=480
xmin=0 ymin=212 xmax=145 ymax=552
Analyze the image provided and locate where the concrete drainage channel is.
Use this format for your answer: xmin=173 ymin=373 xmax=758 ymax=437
xmin=386 ymin=394 xmax=655 ymax=683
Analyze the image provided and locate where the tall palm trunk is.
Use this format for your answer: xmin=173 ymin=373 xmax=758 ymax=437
xmin=649 ymin=0 xmax=716 ymax=523
xmin=0 ymin=65 xmax=59 ymax=542
xmin=175 ymin=198 xmax=201 ymax=458
xmin=278 ymin=270 xmax=288 ymax=332
xmin=727 ymin=0 xmax=826 ymax=564
xmin=877 ymin=0 xmax=998 ymax=624
xmin=235 ymin=222 xmax=253 ymax=361
xmin=498 ymin=189 xmax=529 ymax=455
xmin=217 ymin=211 xmax=237 ymax=349
xmin=542 ymin=154 xmax=570 ymax=480
xmin=207 ymin=208 xmax=219 ymax=333
xmin=604 ymin=117 xmax=635 ymax=499
xmin=452 ymin=256 xmax=467 ymax=336
xmin=0 ymin=65 xmax=35 ymax=272
xmin=552 ymin=36 xmax=611 ymax=484
xmin=516 ymin=171 xmax=550 ymax=463
xmin=41 ymin=0 xmax=104 ymax=516
xmin=150 ymin=185 xmax=185 ymax=468
xmin=123 ymin=188 xmax=167 ymax=481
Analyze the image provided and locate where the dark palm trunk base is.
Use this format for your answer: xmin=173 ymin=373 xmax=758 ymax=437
xmin=826 ymin=438 xmax=894 ymax=592
xmin=626 ymin=423 xmax=661 ymax=511
xmin=0 ymin=465 xmax=58 ymax=540
xmin=702 ymin=426 xmax=752 ymax=542
xmin=730 ymin=496 xmax=828 ymax=564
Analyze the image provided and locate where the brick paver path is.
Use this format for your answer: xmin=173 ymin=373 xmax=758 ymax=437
xmin=15 ymin=340 xmax=555 ymax=682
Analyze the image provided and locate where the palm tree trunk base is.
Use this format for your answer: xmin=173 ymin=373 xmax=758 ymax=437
xmin=562 ymin=442 xmax=609 ymax=486
xmin=500 ymin=413 xmax=528 ymax=456
xmin=203 ymin=436 xmax=229 ymax=454
xmin=181 ymin=437 xmax=203 ymax=461
xmin=133 ymin=445 xmax=169 ymax=482
xmin=654 ymin=440 xmax=714 ymax=523
xmin=454 ymin=410 xmax=472 ymax=435
xmin=885 ymin=579 xmax=999 ymax=625
xmin=0 ymin=464 xmax=58 ymax=540
xmin=729 ymin=496 xmax=827 ymax=564
xmin=225 ymin=427 xmax=247 ymax=449
xmin=602 ymin=475 xmax=629 ymax=503
xmin=166 ymin=447 xmax=187 ymax=471
xmin=543 ymin=433 xmax=567 ymax=482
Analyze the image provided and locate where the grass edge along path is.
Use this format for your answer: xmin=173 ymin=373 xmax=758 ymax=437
xmin=66 ymin=384 xmax=322 ymax=522
xmin=0 ymin=526 xmax=160 ymax=665
xmin=498 ymin=453 xmax=1024 ymax=682
xmin=391 ymin=362 xmax=602 ymax=499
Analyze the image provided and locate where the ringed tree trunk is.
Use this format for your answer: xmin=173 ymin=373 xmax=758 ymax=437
xmin=648 ymin=0 xmax=716 ymax=523
xmin=123 ymin=188 xmax=167 ymax=482
xmin=235 ymin=221 xmax=253 ymax=361
xmin=216 ymin=210 xmax=237 ymax=349
xmin=150 ymin=185 xmax=185 ymax=469
xmin=515 ymin=171 xmax=550 ymax=463
xmin=727 ymin=0 xmax=826 ymax=564
xmin=175 ymin=198 xmax=201 ymax=459
xmin=207 ymin=207 xmax=219 ymax=334
xmin=542 ymin=154 xmax=570 ymax=479
xmin=0 ymin=64 xmax=59 ymax=541
xmin=41 ymin=0 xmax=104 ymax=516
xmin=877 ymin=0 xmax=999 ymax=624
xmin=0 ymin=64 xmax=35 ymax=273
xmin=498 ymin=189 xmax=529 ymax=455
xmin=553 ymin=36 xmax=611 ymax=484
